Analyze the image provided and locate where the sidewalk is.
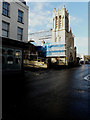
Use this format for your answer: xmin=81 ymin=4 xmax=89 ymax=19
xmin=24 ymin=60 xmax=47 ymax=69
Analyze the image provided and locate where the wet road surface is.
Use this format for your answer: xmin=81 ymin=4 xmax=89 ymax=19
xmin=3 ymin=64 xmax=90 ymax=120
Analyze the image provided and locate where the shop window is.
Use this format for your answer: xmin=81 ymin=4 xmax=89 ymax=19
xmin=16 ymin=58 xmax=20 ymax=64
xmin=16 ymin=51 xmax=21 ymax=57
xmin=7 ymin=56 xmax=13 ymax=64
xmin=7 ymin=49 xmax=13 ymax=55
xmin=2 ymin=49 xmax=5 ymax=54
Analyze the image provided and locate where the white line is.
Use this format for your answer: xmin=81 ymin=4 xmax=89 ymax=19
xmin=84 ymin=74 xmax=90 ymax=81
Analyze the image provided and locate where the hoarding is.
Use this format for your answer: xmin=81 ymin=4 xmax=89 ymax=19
xmin=46 ymin=43 xmax=66 ymax=57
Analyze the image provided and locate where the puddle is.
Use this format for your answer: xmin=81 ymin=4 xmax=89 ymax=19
xmin=35 ymin=73 xmax=40 ymax=76
xmin=88 ymin=85 xmax=90 ymax=89
xmin=74 ymin=89 xmax=86 ymax=93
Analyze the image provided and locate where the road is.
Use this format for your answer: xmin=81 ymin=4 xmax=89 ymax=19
xmin=3 ymin=64 xmax=90 ymax=120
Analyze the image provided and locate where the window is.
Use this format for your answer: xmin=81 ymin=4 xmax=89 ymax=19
xmin=7 ymin=56 xmax=14 ymax=64
xmin=2 ymin=21 xmax=9 ymax=37
xmin=2 ymin=2 xmax=10 ymax=17
xmin=18 ymin=10 xmax=23 ymax=23
xmin=17 ymin=27 xmax=23 ymax=40
xmin=56 ymin=16 xmax=58 ymax=29
xmin=15 ymin=51 xmax=21 ymax=64
xmin=2 ymin=49 xmax=5 ymax=54
xmin=7 ymin=49 xmax=13 ymax=55
xmin=16 ymin=58 xmax=20 ymax=64
xmin=16 ymin=51 xmax=21 ymax=57
xmin=59 ymin=16 xmax=61 ymax=28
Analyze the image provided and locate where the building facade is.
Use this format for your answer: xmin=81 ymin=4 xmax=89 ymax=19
xmin=47 ymin=5 xmax=76 ymax=65
xmin=0 ymin=0 xmax=28 ymax=41
xmin=0 ymin=0 xmax=29 ymax=73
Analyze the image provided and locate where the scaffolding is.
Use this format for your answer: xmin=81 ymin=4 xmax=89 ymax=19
xmin=28 ymin=29 xmax=52 ymax=42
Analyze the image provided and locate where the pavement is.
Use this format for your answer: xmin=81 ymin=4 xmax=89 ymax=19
xmin=2 ymin=64 xmax=90 ymax=120
xmin=24 ymin=60 xmax=47 ymax=68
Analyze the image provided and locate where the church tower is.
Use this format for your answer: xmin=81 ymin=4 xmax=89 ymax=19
xmin=52 ymin=5 xmax=69 ymax=43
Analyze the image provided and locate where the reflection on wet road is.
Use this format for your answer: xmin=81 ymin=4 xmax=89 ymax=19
xmin=3 ymin=64 xmax=90 ymax=120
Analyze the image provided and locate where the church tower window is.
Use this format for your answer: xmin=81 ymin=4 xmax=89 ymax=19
xmin=56 ymin=16 xmax=58 ymax=29
xmin=59 ymin=16 xmax=61 ymax=29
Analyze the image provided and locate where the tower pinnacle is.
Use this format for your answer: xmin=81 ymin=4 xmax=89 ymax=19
xmin=62 ymin=5 xmax=65 ymax=9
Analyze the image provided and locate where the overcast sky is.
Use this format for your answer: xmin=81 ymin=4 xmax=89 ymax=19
xmin=27 ymin=2 xmax=88 ymax=55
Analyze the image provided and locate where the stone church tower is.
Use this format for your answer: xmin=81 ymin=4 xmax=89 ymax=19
xmin=51 ymin=5 xmax=76 ymax=65
xmin=52 ymin=5 xmax=69 ymax=43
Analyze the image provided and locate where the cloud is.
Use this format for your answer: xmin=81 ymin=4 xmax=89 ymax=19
xmin=26 ymin=0 xmax=88 ymax=2
xmin=75 ymin=37 xmax=88 ymax=55
xmin=28 ymin=2 xmax=53 ymax=37
xmin=28 ymin=2 xmax=81 ymax=33
xmin=69 ymin=15 xmax=82 ymax=26
xmin=29 ymin=2 xmax=45 ymax=11
xmin=29 ymin=12 xmax=52 ymax=32
xmin=29 ymin=10 xmax=52 ymax=27
xmin=28 ymin=2 xmax=87 ymax=55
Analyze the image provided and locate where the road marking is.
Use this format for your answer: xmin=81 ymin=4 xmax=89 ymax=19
xmin=84 ymin=74 xmax=90 ymax=81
